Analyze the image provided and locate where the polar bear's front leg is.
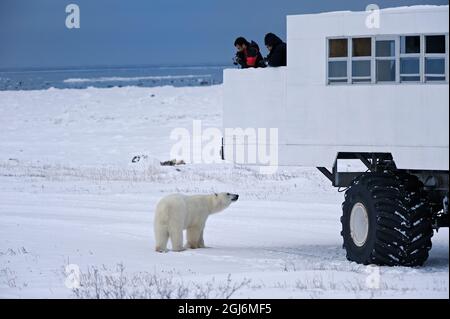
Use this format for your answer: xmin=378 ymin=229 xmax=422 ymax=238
xmin=186 ymin=226 xmax=202 ymax=249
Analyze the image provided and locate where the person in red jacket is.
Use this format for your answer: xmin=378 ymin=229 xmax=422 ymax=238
xmin=233 ymin=37 xmax=266 ymax=69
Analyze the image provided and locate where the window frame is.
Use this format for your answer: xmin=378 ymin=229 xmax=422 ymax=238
xmin=351 ymin=37 xmax=373 ymax=84
xmin=424 ymin=34 xmax=447 ymax=82
xmin=327 ymin=37 xmax=350 ymax=84
xmin=375 ymin=36 xmax=398 ymax=83
xmin=326 ymin=33 xmax=449 ymax=85
xmin=400 ymin=35 xmax=421 ymax=83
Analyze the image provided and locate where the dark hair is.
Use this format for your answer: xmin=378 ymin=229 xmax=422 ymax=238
xmin=264 ymin=33 xmax=283 ymax=47
xmin=234 ymin=37 xmax=249 ymax=47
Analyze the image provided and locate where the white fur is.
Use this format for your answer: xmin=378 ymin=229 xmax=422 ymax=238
xmin=154 ymin=192 xmax=237 ymax=252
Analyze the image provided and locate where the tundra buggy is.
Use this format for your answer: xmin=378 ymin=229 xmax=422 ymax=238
xmin=222 ymin=5 xmax=449 ymax=266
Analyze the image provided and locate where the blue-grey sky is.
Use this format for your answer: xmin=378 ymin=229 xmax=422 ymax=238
xmin=0 ymin=0 xmax=448 ymax=69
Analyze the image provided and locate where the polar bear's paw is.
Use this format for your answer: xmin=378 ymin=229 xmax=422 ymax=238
xmin=185 ymin=242 xmax=201 ymax=249
xmin=185 ymin=242 xmax=210 ymax=249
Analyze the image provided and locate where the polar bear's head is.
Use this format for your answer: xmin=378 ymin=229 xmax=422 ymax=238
xmin=209 ymin=192 xmax=239 ymax=214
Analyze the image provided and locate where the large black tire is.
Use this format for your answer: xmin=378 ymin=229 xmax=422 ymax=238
xmin=341 ymin=172 xmax=433 ymax=266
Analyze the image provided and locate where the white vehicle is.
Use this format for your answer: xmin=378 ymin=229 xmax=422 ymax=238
xmin=222 ymin=5 xmax=449 ymax=266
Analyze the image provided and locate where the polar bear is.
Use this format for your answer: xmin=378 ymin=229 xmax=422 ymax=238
xmin=154 ymin=192 xmax=239 ymax=252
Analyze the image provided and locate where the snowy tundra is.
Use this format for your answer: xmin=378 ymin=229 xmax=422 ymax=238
xmin=0 ymin=85 xmax=448 ymax=298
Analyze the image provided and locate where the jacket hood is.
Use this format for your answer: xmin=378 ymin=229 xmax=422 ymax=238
xmin=264 ymin=33 xmax=283 ymax=47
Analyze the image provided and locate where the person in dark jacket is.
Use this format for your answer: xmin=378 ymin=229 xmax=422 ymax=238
xmin=264 ymin=33 xmax=287 ymax=67
xmin=233 ymin=37 xmax=266 ymax=69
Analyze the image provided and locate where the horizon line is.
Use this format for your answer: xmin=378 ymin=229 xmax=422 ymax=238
xmin=0 ymin=63 xmax=233 ymax=73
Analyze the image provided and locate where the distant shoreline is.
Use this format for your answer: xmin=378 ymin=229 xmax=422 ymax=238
xmin=0 ymin=64 xmax=232 ymax=74
xmin=0 ymin=65 xmax=229 ymax=91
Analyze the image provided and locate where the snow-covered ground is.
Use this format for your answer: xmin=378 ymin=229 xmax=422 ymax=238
xmin=0 ymin=85 xmax=448 ymax=298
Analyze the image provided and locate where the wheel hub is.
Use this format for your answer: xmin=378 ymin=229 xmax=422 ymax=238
xmin=350 ymin=202 xmax=369 ymax=247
